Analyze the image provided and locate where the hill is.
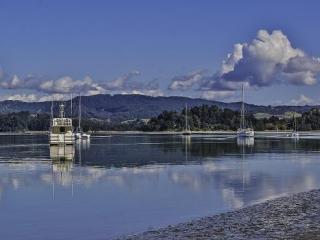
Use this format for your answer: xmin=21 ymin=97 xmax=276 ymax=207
xmin=0 ymin=94 xmax=317 ymax=121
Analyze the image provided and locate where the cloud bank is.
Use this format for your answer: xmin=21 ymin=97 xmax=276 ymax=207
xmin=1 ymin=29 xmax=319 ymax=103
xmin=168 ymin=70 xmax=205 ymax=91
xmin=0 ymin=69 xmax=163 ymax=102
xmin=169 ymin=30 xmax=320 ymax=100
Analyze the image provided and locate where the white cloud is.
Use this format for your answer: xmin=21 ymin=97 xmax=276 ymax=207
xmin=0 ymin=94 xmax=38 ymax=102
xmin=0 ymin=93 xmax=71 ymax=102
xmin=201 ymin=90 xmax=234 ymax=100
xmin=0 ymin=68 xmax=164 ymax=102
xmin=103 ymin=71 xmax=140 ymax=91
xmin=289 ymin=94 xmax=314 ymax=106
xmin=126 ymin=89 xmax=164 ymax=97
xmin=170 ymin=30 xmax=320 ymax=101
xmin=0 ymin=74 xmax=22 ymax=89
xmin=214 ymin=30 xmax=320 ymax=88
xmin=168 ymin=70 xmax=205 ymax=91
xmin=37 ymin=93 xmax=67 ymax=102
xmin=39 ymin=75 xmax=99 ymax=94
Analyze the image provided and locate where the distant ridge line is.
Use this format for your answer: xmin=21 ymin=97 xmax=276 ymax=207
xmin=0 ymin=94 xmax=317 ymax=121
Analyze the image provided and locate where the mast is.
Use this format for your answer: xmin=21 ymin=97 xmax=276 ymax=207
xmin=50 ymin=96 xmax=54 ymax=127
xmin=78 ymin=93 xmax=81 ymax=131
xmin=70 ymin=93 xmax=73 ymax=118
xmin=59 ymin=102 xmax=65 ymax=118
xmin=240 ymin=84 xmax=245 ymax=129
xmin=185 ymin=104 xmax=188 ymax=131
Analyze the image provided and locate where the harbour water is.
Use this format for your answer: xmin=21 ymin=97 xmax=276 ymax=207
xmin=1 ymin=134 xmax=320 ymax=239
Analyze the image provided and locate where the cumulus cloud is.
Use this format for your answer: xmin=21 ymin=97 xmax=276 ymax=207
xmin=120 ymin=79 xmax=164 ymax=97
xmin=168 ymin=70 xmax=206 ymax=91
xmin=0 ymin=94 xmax=38 ymax=102
xmin=289 ymin=94 xmax=314 ymax=106
xmin=0 ymin=68 xmax=163 ymax=102
xmin=103 ymin=71 xmax=140 ymax=91
xmin=206 ymin=30 xmax=320 ymax=92
xmin=201 ymin=90 xmax=234 ymax=100
xmin=168 ymin=30 xmax=320 ymax=100
xmin=125 ymin=89 xmax=164 ymax=97
xmin=104 ymin=72 xmax=164 ymax=96
xmin=39 ymin=76 xmax=100 ymax=94
xmin=0 ymin=93 xmax=69 ymax=102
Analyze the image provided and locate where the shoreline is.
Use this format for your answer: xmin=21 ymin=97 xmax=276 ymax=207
xmin=117 ymin=189 xmax=320 ymax=239
xmin=2 ymin=130 xmax=320 ymax=136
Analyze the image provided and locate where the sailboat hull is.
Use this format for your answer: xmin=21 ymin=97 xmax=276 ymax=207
xmin=237 ymin=128 xmax=254 ymax=138
xmin=182 ymin=131 xmax=191 ymax=136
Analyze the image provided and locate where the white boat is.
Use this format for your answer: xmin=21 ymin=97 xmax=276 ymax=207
xmin=182 ymin=104 xmax=191 ymax=135
xmin=75 ymin=93 xmax=91 ymax=141
xmin=289 ymin=113 xmax=299 ymax=139
xmin=49 ymin=102 xmax=75 ymax=145
xmin=290 ymin=131 xmax=299 ymax=139
xmin=237 ymin=84 xmax=255 ymax=138
xmin=237 ymin=128 xmax=254 ymax=137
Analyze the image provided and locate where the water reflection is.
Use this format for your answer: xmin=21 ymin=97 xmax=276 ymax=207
xmin=50 ymin=145 xmax=75 ymax=161
xmin=1 ymin=135 xmax=320 ymax=239
xmin=237 ymin=136 xmax=254 ymax=146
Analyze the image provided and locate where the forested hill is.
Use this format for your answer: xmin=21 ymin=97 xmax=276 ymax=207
xmin=1 ymin=105 xmax=320 ymax=132
xmin=0 ymin=94 xmax=316 ymax=121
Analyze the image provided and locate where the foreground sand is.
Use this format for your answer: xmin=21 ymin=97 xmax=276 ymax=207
xmin=117 ymin=190 xmax=320 ymax=240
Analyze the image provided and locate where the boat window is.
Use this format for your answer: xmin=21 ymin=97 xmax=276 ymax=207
xmin=60 ymin=127 xmax=66 ymax=133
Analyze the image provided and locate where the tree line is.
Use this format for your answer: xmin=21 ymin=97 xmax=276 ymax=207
xmin=0 ymin=105 xmax=320 ymax=132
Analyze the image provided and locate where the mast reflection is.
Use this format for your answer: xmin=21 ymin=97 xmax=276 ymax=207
xmin=237 ymin=137 xmax=254 ymax=147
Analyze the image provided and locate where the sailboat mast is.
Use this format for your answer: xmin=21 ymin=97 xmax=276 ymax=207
xmin=59 ymin=102 xmax=65 ymax=118
xmin=70 ymin=93 xmax=73 ymax=118
xmin=241 ymin=84 xmax=245 ymax=129
xmin=50 ymin=97 xmax=54 ymax=127
xmin=78 ymin=93 xmax=81 ymax=130
xmin=185 ymin=104 xmax=188 ymax=131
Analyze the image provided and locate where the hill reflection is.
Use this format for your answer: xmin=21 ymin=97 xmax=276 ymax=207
xmin=1 ymin=135 xmax=320 ymax=210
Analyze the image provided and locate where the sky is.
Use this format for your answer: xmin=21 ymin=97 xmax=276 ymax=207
xmin=1 ymin=0 xmax=320 ymax=105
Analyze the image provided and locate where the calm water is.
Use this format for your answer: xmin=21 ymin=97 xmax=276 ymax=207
xmin=1 ymin=134 xmax=320 ymax=239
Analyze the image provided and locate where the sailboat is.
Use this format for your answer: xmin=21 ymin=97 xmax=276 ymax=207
xmin=182 ymin=104 xmax=191 ymax=135
xmin=289 ymin=113 xmax=299 ymax=139
xmin=75 ymin=93 xmax=91 ymax=141
xmin=49 ymin=102 xmax=75 ymax=145
xmin=237 ymin=84 xmax=254 ymax=138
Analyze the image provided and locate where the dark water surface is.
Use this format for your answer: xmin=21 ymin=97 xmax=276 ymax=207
xmin=1 ymin=134 xmax=320 ymax=239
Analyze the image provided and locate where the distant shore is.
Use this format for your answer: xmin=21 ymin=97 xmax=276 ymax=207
xmin=2 ymin=130 xmax=320 ymax=136
xmin=118 ymin=189 xmax=320 ymax=240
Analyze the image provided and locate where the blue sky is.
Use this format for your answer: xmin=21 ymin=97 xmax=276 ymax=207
xmin=0 ymin=0 xmax=320 ymax=105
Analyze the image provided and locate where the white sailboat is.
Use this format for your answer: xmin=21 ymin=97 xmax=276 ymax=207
xmin=49 ymin=102 xmax=75 ymax=145
xmin=75 ymin=93 xmax=91 ymax=141
xmin=289 ymin=113 xmax=299 ymax=139
xmin=237 ymin=84 xmax=254 ymax=138
xmin=182 ymin=104 xmax=191 ymax=135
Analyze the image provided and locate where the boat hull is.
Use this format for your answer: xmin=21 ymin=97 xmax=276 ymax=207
xmin=75 ymin=132 xmax=91 ymax=141
xmin=182 ymin=131 xmax=192 ymax=136
xmin=289 ymin=132 xmax=299 ymax=139
xmin=49 ymin=133 xmax=75 ymax=145
xmin=237 ymin=128 xmax=254 ymax=138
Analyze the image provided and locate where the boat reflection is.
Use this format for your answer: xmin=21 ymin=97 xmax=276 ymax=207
xmin=75 ymin=138 xmax=91 ymax=150
xmin=50 ymin=145 xmax=75 ymax=161
xmin=237 ymin=137 xmax=254 ymax=146
xmin=183 ymin=135 xmax=191 ymax=163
